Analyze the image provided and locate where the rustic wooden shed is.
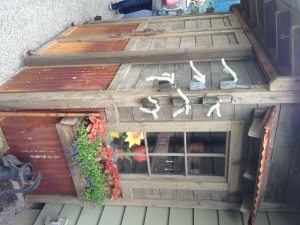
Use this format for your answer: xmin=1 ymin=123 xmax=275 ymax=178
xmin=0 ymin=1 xmax=300 ymax=224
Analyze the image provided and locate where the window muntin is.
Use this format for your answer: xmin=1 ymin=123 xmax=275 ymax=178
xmin=114 ymin=131 xmax=228 ymax=179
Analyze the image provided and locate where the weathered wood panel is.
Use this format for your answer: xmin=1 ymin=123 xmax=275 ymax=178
xmin=0 ymin=117 xmax=76 ymax=195
xmin=0 ymin=66 xmax=118 ymax=93
xmin=265 ymin=104 xmax=300 ymax=202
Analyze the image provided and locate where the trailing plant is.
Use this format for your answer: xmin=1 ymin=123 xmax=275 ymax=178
xmin=65 ymin=116 xmax=121 ymax=206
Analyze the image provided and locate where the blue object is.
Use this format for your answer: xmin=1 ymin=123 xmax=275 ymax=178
xmin=214 ymin=0 xmax=240 ymax=12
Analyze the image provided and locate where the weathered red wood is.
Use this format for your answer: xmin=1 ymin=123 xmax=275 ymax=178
xmin=0 ymin=117 xmax=77 ymax=195
xmin=43 ymin=40 xmax=128 ymax=54
xmin=0 ymin=66 xmax=119 ymax=93
xmin=67 ymin=23 xmax=139 ymax=37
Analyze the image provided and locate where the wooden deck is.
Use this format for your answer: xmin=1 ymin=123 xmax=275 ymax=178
xmin=31 ymin=203 xmax=300 ymax=225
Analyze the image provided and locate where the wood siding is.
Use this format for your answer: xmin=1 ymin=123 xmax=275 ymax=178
xmin=0 ymin=117 xmax=76 ymax=195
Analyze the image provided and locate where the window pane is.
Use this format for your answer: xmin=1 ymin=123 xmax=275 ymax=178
xmin=188 ymin=157 xmax=225 ymax=176
xmin=187 ymin=132 xmax=226 ymax=154
xmin=116 ymin=157 xmax=148 ymax=174
xmin=150 ymin=156 xmax=184 ymax=175
xmin=147 ymin=132 xmax=184 ymax=154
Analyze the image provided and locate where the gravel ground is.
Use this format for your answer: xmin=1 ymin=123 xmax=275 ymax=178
xmin=0 ymin=0 xmax=121 ymax=86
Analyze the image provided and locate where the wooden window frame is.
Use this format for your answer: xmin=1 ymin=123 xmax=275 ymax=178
xmin=107 ymin=121 xmax=244 ymax=191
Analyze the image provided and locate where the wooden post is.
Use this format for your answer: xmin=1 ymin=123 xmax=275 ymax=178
xmin=264 ymin=0 xmax=276 ymax=47
xmin=256 ymin=0 xmax=265 ymax=38
xmin=276 ymin=10 xmax=290 ymax=66
xmin=291 ymin=26 xmax=300 ymax=76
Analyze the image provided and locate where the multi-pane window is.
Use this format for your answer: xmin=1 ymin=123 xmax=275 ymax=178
xmin=114 ymin=131 xmax=228 ymax=180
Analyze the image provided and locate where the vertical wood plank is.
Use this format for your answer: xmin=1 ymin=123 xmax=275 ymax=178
xmin=135 ymin=64 xmax=159 ymax=88
xmin=210 ymin=60 xmax=224 ymax=88
xmin=108 ymin=63 xmax=131 ymax=90
xmin=33 ymin=204 xmax=64 ymax=225
xmin=185 ymin=20 xmax=198 ymax=30
xmin=159 ymin=22 xmax=173 ymax=30
xmin=194 ymin=209 xmax=218 ymax=225
xmin=156 ymin=105 xmax=172 ymax=121
xmin=134 ymin=39 xmax=152 ymax=51
xmin=133 ymin=107 xmax=154 ymax=121
xmin=144 ymin=207 xmax=169 ymax=225
xmin=192 ymin=105 xmax=212 ymax=121
xmin=105 ymin=107 xmax=119 ymax=123
xmin=212 ymin=104 xmax=234 ymax=121
xmin=169 ymin=208 xmax=193 ymax=225
xmin=211 ymin=18 xmax=225 ymax=28
xmin=165 ymin=38 xmax=181 ymax=49
xmin=212 ymin=34 xmax=230 ymax=46
xmin=250 ymin=0 xmax=257 ymax=27
xmin=121 ymin=206 xmax=146 ymax=225
xmin=264 ymin=0 xmax=276 ymax=47
xmin=276 ymin=10 xmax=290 ymax=66
xmin=291 ymin=26 xmax=300 ymax=76
xmin=180 ymin=37 xmax=196 ymax=48
xmin=265 ymin=104 xmax=299 ymax=202
xmin=284 ymin=133 xmax=300 ymax=203
xmin=245 ymin=60 xmax=268 ymax=85
xmin=60 ymin=204 xmax=82 ymax=225
xmin=194 ymin=61 xmax=211 ymax=87
xmin=149 ymin=38 xmax=167 ymax=50
xmin=98 ymin=206 xmax=125 ymax=225
xmin=197 ymin=19 xmax=211 ymax=29
xmin=171 ymin=21 xmax=185 ymax=30
xmin=228 ymin=121 xmax=244 ymax=191
xmin=219 ymin=210 xmax=243 ymax=225
xmin=120 ymin=64 xmax=143 ymax=89
xmin=256 ymin=0 xmax=265 ymax=37
xmin=118 ymin=107 xmax=134 ymax=122
xmin=196 ymin=36 xmax=213 ymax=47
xmin=76 ymin=207 xmax=102 ymax=225
xmin=175 ymin=62 xmax=192 ymax=89
xmin=228 ymin=60 xmax=253 ymax=85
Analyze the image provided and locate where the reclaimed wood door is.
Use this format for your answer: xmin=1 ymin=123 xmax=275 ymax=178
xmin=25 ymin=13 xmax=252 ymax=66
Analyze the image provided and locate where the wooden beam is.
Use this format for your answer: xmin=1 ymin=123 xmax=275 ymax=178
xmin=106 ymin=121 xmax=232 ymax=132
xmin=232 ymin=7 xmax=278 ymax=82
xmin=0 ymin=86 xmax=299 ymax=110
xmin=25 ymin=46 xmax=252 ymax=67
xmin=269 ymin=76 xmax=300 ymax=91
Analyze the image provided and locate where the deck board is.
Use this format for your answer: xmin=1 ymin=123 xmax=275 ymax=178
xmin=33 ymin=203 xmax=64 ymax=225
xmin=60 ymin=204 xmax=82 ymax=225
xmin=121 ymin=206 xmax=146 ymax=225
xmin=99 ymin=206 xmax=124 ymax=225
xmin=144 ymin=207 xmax=169 ymax=225
xmin=169 ymin=208 xmax=193 ymax=225
xmin=76 ymin=207 xmax=102 ymax=225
